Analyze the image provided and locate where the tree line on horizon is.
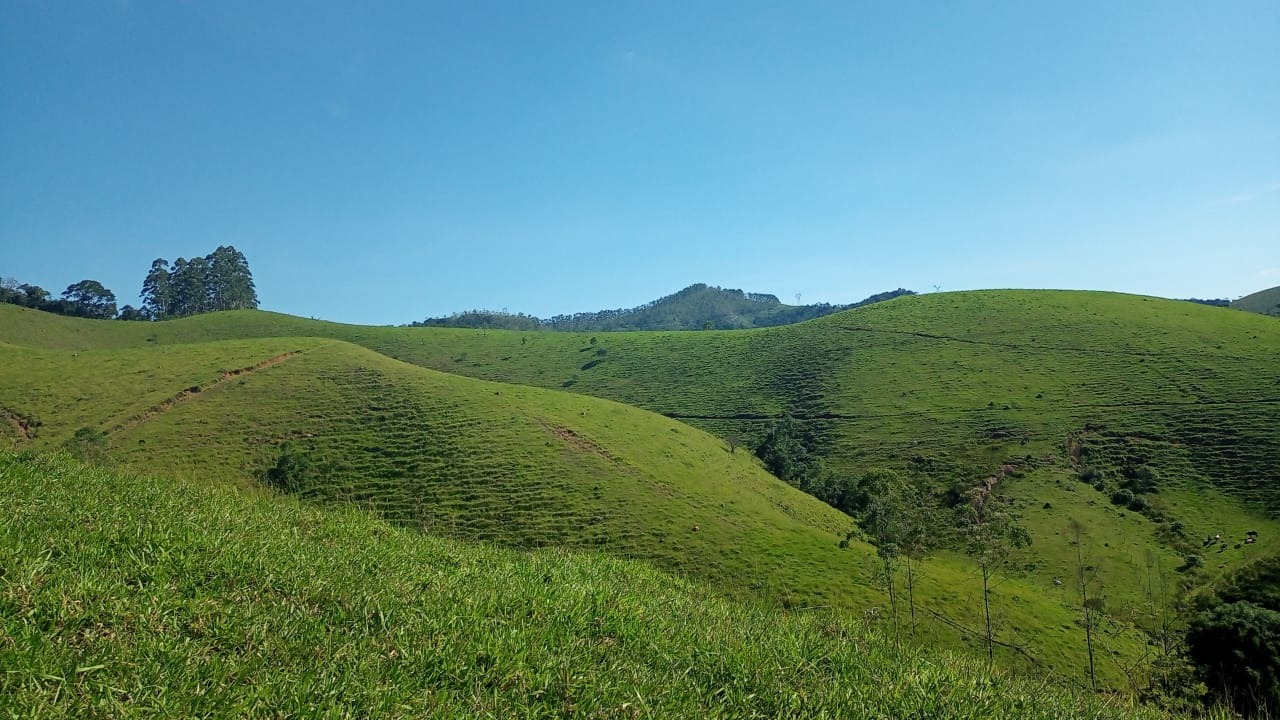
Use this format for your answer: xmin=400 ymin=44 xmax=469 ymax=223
xmin=412 ymin=284 xmax=918 ymax=332
xmin=0 ymin=245 xmax=258 ymax=321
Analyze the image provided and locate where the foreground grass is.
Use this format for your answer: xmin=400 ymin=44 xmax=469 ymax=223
xmin=0 ymin=452 xmax=1177 ymax=719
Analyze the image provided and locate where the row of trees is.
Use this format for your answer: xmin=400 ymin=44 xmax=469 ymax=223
xmin=1 ymin=278 xmax=122 ymax=319
xmin=141 ymin=246 xmax=258 ymax=319
xmin=2 ymin=246 xmax=258 ymax=321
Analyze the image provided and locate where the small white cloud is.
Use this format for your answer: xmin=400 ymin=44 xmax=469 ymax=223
xmin=1209 ymin=181 xmax=1280 ymax=207
xmin=1260 ymin=267 xmax=1280 ymax=277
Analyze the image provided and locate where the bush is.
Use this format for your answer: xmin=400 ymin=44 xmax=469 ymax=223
xmin=263 ymin=443 xmax=321 ymax=495
xmin=63 ymin=426 xmax=108 ymax=462
xmin=1121 ymin=465 xmax=1159 ymax=494
xmin=1110 ymin=488 xmax=1134 ymax=507
xmin=1078 ymin=466 xmax=1103 ymax=483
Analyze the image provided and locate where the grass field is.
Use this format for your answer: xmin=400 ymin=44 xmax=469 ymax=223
xmin=2 ymin=289 xmax=1278 ymax=694
xmin=0 ymin=321 xmax=1159 ymax=687
xmin=7 ymin=291 xmax=1274 ymax=510
xmin=0 ymin=451 xmax=1199 ymax=719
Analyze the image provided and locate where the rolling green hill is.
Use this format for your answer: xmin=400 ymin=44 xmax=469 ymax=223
xmin=11 ymin=290 xmax=1271 ymax=515
xmin=0 ymin=314 xmax=1154 ymax=687
xmin=3 ymin=290 xmax=1278 ymax=697
xmin=1233 ymin=285 xmax=1280 ymax=317
xmin=1 ymin=451 xmax=1180 ymax=719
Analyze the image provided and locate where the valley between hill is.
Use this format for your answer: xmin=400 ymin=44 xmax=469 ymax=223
xmin=2 ymin=289 xmax=1278 ymax=711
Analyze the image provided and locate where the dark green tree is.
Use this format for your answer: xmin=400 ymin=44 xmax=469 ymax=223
xmin=170 ymin=257 xmax=209 ymax=317
xmin=140 ymin=258 xmax=174 ymax=319
xmin=116 ymin=304 xmax=146 ymax=321
xmin=206 ymin=245 xmax=258 ymax=311
xmin=755 ymin=414 xmax=820 ymax=488
xmin=1187 ymin=601 xmax=1280 ymax=717
xmin=148 ymin=247 xmax=258 ymax=319
xmin=18 ymin=284 xmax=51 ymax=308
xmin=61 ymin=280 xmax=117 ymax=319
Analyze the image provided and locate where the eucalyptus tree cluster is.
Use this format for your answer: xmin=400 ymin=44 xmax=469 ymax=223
xmin=141 ymin=245 xmax=258 ymax=319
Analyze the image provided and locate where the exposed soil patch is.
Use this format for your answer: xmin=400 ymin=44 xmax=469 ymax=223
xmin=108 ymin=351 xmax=304 ymax=435
xmin=539 ymin=421 xmax=630 ymax=470
xmin=1 ymin=408 xmax=40 ymax=441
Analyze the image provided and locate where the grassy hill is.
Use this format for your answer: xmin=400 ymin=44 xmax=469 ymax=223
xmin=0 ymin=451 xmax=1183 ymax=719
xmin=3 ymin=290 xmax=1278 ymax=694
xmin=0 ymin=334 xmax=874 ymax=604
xmin=1233 ymin=285 xmax=1280 ymax=317
xmin=0 ymin=313 xmax=1155 ymax=686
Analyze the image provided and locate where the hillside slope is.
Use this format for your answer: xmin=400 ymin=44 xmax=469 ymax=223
xmin=3 ymin=292 xmax=1277 ymax=688
xmin=0 ymin=335 xmax=876 ymax=608
xmin=0 ymin=451 xmax=1172 ymax=719
xmin=13 ymin=290 xmax=1268 ymax=515
xmin=1233 ymin=285 xmax=1280 ymax=317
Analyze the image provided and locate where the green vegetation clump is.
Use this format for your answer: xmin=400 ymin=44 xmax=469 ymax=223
xmin=1187 ymin=601 xmax=1280 ymax=717
xmin=0 ymin=451 xmax=1179 ymax=719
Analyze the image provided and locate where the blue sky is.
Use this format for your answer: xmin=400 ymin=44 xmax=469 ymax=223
xmin=2 ymin=1 xmax=1277 ymax=324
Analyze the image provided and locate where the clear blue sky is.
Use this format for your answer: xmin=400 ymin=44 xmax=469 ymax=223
xmin=2 ymin=1 xmax=1277 ymax=324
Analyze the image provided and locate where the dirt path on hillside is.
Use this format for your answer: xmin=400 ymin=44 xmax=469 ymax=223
xmin=106 ymin=350 xmax=306 ymax=435
xmin=1 ymin=408 xmax=39 ymax=441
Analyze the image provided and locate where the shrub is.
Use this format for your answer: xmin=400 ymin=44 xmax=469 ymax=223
xmin=1121 ymin=465 xmax=1160 ymax=494
xmin=263 ymin=443 xmax=320 ymax=495
xmin=63 ymin=426 xmax=108 ymax=462
xmin=1110 ymin=488 xmax=1134 ymax=507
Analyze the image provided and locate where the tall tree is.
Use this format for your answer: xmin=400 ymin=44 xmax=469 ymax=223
xmin=858 ymin=470 xmax=928 ymax=641
xmin=140 ymin=258 xmax=174 ymax=319
xmin=17 ymin=284 xmax=50 ymax=308
xmin=1069 ymin=519 xmax=1100 ymax=691
xmin=206 ymin=245 xmax=258 ymax=310
xmin=170 ymin=257 xmax=209 ymax=317
xmin=61 ymin=280 xmax=117 ymax=319
xmin=958 ymin=488 xmax=1031 ymax=664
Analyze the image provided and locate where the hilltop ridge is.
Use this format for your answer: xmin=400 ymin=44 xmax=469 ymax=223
xmin=1233 ymin=285 xmax=1280 ymax=317
xmin=412 ymin=283 xmax=915 ymax=331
